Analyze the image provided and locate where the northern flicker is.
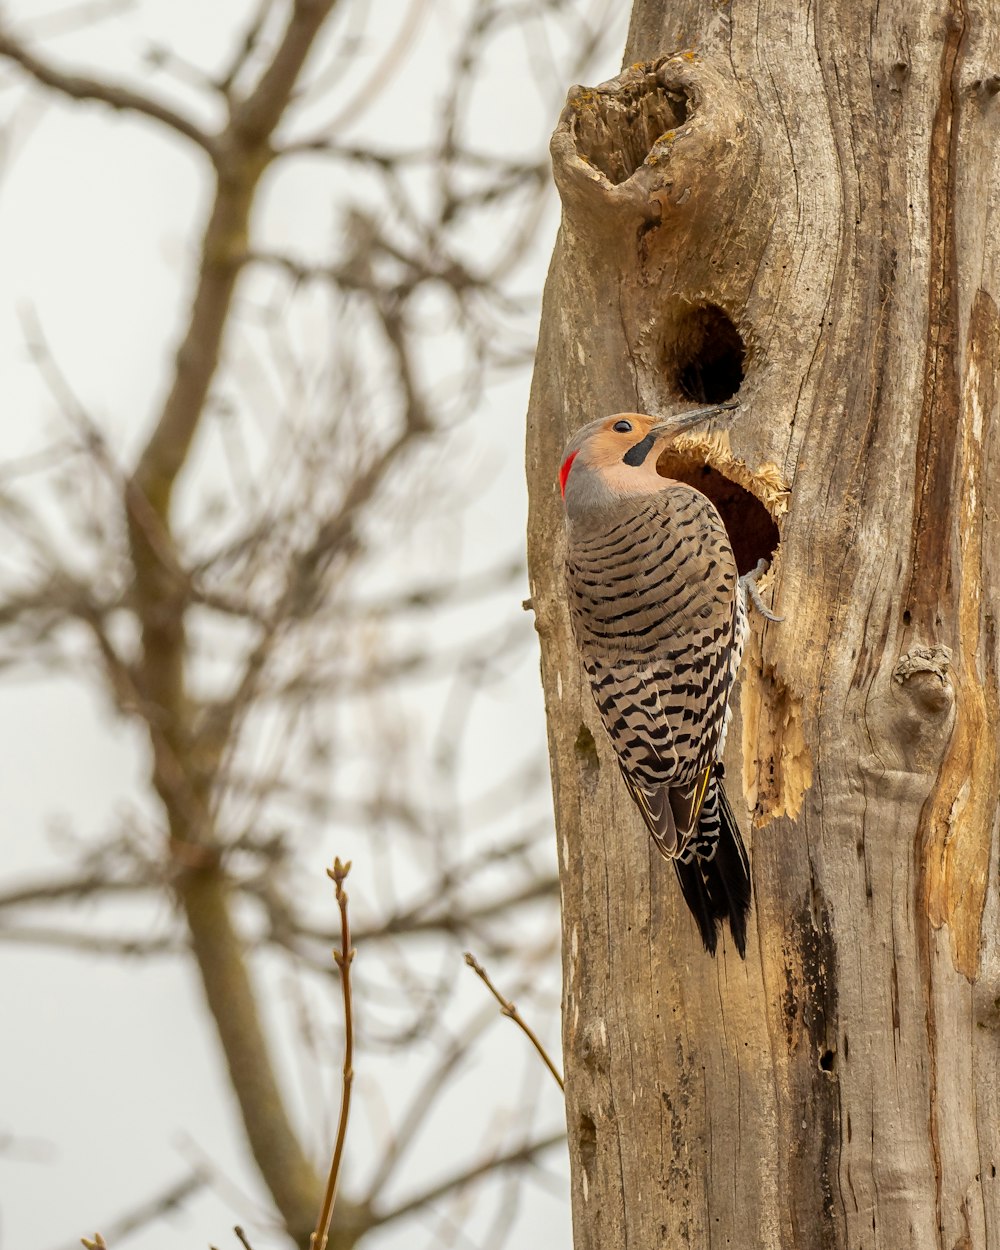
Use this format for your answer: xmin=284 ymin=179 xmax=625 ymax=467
xmin=559 ymin=405 xmax=779 ymax=957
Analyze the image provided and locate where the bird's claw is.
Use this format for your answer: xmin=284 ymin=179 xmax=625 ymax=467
xmin=740 ymin=557 xmax=784 ymax=622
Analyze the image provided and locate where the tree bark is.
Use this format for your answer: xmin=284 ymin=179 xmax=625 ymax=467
xmin=526 ymin=4 xmax=1000 ymax=1248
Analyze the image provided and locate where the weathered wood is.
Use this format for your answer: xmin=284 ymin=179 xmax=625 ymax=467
xmin=526 ymin=5 xmax=1000 ymax=1247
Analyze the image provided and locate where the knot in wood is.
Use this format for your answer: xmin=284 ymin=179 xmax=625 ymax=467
xmin=893 ymin=644 xmax=954 ymax=717
xmin=576 ymin=1017 xmax=611 ymax=1073
xmin=862 ymin=644 xmax=957 ymax=779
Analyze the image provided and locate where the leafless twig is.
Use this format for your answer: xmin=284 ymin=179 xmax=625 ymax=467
xmin=311 ymin=857 xmax=356 ymax=1250
xmin=366 ymin=1130 xmax=566 ymax=1228
xmin=0 ymin=26 xmax=214 ymax=154
xmin=464 ymin=951 xmax=564 ymax=1091
xmin=65 ymin=1172 xmax=205 ymax=1250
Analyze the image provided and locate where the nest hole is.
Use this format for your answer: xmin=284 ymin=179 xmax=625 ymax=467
xmin=577 ymin=1112 xmax=598 ymax=1177
xmin=656 ymin=450 xmax=780 ymax=577
xmin=574 ymin=724 xmax=601 ymax=785
xmin=571 ymin=78 xmax=688 ymax=185
xmin=665 ymin=303 xmax=745 ymax=404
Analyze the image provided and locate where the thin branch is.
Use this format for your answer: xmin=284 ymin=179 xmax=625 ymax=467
xmin=304 ymin=821 xmax=552 ymax=938
xmin=310 ymin=857 xmax=356 ymax=1250
xmin=230 ymin=616 xmax=529 ymax=708
xmin=200 ymin=416 xmax=431 ymax=761
xmin=242 ymin=245 xmax=487 ymax=299
xmin=272 ymin=136 xmax=546 ymax=187
xmin=0 ymin=872 xmax=148 ymax=909
xmin=215 ymin=0 xmax=276 ymax=97
xmin=0 ymin=438 xmax=79 ymax=484
xmin=127 ymin=3 xmax=336 ymax=538
xmin=0 ymin=574 xmax=103 ymax=631
xmin=463 ymin=952 xmax=564 ymax=1091
xmin=294 ymin=876 xmax=559 ymax=947
xmin=19 ymin=302 xmax=189 ymax=608
xmin=63 ymin=1172 xmax=205 ymax=1250
xmin=0 ymin=26 xmax=215 ymax=154
xmin=342 ymin=557 xmax=525 ymax=617
xmin=231 ymin=0 xmax=337 ymax=143
xmin=368 ymin=1131 xmax=566 ymax=1229
xmin=316 ymin=0 xmax=427 ymax=134
xmin=0 ymin=925 xmax=179 ymax=958
xmin=361 ymin=1004 xmax=498 ymax=1202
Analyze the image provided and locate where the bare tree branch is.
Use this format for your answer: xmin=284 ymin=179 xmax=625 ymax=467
xmin=53 ymin=1171 xmax=206 ymax=1250
xmin=215 ymin=0 xmax=278 ymax=98
xmin=0 ymin=25 xmax=214 ymax=153
xmin=0 ymin=872 xmax=150 ymax=910
xmin=230 ymin=0 xmax=336 ymax=142
xmin=361 ymin=1008 xmax=495 ymax=1203
xmin=302 ymin=877 xmax=560 ymax=948
xmin=127 ymin=2 xmax=339 ymax=534
xmin=0 ymin=925 xmax=178 ymax=957
xmin=367 ymin=1132 xmax=566 ymax=1229
xmin=197 ymin=414 xmax=434 ymax=764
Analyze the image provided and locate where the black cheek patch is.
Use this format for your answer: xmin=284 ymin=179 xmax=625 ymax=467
xmin=622 ymin=432 xmax=657 ymax=467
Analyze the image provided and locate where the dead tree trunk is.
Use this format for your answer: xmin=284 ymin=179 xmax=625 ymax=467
xmin=526 ymin=4 xmax=1000 ymax=1247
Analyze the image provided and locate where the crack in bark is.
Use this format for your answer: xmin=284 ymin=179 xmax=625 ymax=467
xmin=905 ymin=2 xmax=967 ymax=634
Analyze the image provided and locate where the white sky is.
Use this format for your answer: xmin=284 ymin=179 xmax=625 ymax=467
xmin=0 ymin=3 xmax=630 ymax=1249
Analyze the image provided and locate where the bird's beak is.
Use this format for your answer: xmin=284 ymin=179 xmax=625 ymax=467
xmin=647 ymin=399 xmax=739 ymax=438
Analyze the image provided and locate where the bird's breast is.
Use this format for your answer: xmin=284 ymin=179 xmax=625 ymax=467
xmin=565 ymin=486 xmax=737 ymax=659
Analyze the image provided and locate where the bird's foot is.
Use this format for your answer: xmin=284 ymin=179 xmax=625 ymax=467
xmin=740 ymin=558 xmax=784 ymax=622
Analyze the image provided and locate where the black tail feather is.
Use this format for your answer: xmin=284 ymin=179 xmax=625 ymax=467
xmin=672 ymin=778 xmax=751 ymax=958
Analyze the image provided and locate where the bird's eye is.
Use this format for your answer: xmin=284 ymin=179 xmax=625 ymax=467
xmin=613 ymin=419 xmax=633 ymax=433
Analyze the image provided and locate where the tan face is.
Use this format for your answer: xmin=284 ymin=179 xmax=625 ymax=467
xmin=559 ymin=402 xmax=737 ymax=513
xmin=577 ymin=414 xmax=660 ymax=471
xmin=559 ymin=413 xmax=664 ymax=501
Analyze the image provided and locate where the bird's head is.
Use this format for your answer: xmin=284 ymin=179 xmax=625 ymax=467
xmin=558 ymin=403 xmax=736 ymax=520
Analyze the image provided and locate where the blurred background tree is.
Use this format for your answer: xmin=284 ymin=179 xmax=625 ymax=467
xmin=0 ymin=2 xmax=626 ymax=1247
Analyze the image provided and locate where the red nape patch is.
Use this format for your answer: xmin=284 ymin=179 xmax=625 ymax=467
xmin=559 ymin=451 xmax=578 ymax=499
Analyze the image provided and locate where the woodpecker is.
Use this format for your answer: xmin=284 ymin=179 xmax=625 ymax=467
xmin=559 ymin=405 xmax=779 ymax=957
